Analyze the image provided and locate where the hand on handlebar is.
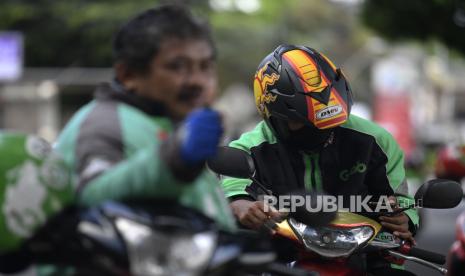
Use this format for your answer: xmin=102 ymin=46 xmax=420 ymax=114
xmin=379 ymin=196 xmax=416 ymax=245
xmin=230 ymin=199 xmax=285 ymax=232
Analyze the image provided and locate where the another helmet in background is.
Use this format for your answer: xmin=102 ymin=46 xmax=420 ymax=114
xmin=253 ymin=44 xmax=353 ymax=150
xmin=0 ymin=133 xmax=74 ymax=254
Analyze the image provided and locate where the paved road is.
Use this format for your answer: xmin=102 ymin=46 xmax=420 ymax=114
xmin=405 ymin=200 xmax=465 ymax=275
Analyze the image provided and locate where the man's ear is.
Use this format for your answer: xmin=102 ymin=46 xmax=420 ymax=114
xmin=114 ymin=62 xmax=139 ymax=91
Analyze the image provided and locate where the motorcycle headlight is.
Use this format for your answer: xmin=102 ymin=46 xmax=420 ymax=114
xmin=115 ymin=217 xmax=216 ymax=276
xmin=288 ymin=218 xmax=374 ymax=258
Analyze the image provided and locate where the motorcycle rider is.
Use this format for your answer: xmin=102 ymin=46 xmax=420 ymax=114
xmin=222 ymin=44 xmax=419 ymax=274
xmin=56 ymin=4 xmax=236 ymax=231
xmin=0 ymin=133 xmax=74 ymax=275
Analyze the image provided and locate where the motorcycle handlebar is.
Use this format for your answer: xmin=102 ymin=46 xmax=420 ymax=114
xmin=408 ymin=247 xmax=446 ymax=265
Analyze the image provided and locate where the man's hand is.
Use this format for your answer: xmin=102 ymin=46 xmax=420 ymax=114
xmin=379 ymin=196 xmax=416 ymax=245
xmin=179 ymin=108 xmax=223 ymax=164
xmin=230 ymin=199 xmax=283 ymax=231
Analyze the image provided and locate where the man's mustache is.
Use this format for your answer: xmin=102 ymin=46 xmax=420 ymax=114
xmin=177 ymin=87 xmax=203 ymax=102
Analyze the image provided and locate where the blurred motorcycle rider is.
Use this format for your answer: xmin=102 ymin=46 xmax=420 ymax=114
xmin=222 ymin=44 xmax=419 ymax=274
xmin=56 ymin=4 xmax=236 ymax=231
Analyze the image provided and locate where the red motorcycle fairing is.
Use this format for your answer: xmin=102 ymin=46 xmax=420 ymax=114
xmin=447 ymin=211 xmax=465 ymax=275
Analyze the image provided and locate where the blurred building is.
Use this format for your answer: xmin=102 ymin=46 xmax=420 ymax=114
xmin=0 ymin=67 xmax=111 ymax=142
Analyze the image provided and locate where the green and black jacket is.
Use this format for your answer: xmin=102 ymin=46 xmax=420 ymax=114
xmin=56 ymin=82 xmax=236 ymax=231
xmin=222 ymin=115 xmax=419 ymax=231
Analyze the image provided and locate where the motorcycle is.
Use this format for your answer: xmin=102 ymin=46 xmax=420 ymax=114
xmin=2 ymin=151 xmax=338 ymax=276
xmin=208 ymin=146 xmax=463 ymax=276
xmin=3 ymin=199 xmax=326 ymax=276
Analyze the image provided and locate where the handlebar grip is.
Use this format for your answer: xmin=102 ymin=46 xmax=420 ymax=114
xmin=408 ymin=247 xmax=446 ymax=265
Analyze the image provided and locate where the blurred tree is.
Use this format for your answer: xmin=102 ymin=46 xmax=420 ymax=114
xmin=0 ymin=0 xmax=371 ymax=99
xmin=0 ymin=0 xmax=170 ymax=67
xmin=361 ymin=0 xmax=465 ymax=55
xmin=209 ymin=0 xmax=371 ymax=95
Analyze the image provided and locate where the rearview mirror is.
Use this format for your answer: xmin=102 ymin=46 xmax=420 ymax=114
xmin=207 ymin=147 xmax=255 ymax=179
xmin=414 ymin=179 xmax=462 ymax=209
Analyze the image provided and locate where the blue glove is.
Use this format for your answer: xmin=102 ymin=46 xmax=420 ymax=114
xmin=180 ymin=108 xmax=223 ymax=164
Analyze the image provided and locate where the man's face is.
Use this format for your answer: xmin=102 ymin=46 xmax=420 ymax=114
xmin=128 ymin=38 xmax=217 ymax=120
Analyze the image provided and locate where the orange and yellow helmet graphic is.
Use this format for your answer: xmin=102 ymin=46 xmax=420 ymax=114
xmin=281 ymin=49 xmax=349 ymax=129
xmin=253 ymin=62 xmax=279 ymax=118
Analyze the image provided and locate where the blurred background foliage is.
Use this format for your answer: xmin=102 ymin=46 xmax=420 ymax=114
xmin=362 ymin=0 xmax=465 ymax=57
xmin=0 ymin=0 xmax=371 ymax=98
xmin=0 ymin=0 xmax=159 ymax=67
xmin=2 ymin=0 xmax=463 ymax=101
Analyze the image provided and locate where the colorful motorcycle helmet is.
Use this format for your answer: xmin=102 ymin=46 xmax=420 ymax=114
xmin=0 ymin=132 xmax=74 ymax=254
xmin=253 ymin=44 xmax=353 ymax=150
xmin=435 ymin=144 xmax=465 ymax=182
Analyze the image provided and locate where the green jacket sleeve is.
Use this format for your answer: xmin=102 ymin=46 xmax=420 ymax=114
xmin=56 ymin=102 xmax=189 ymax=206
xmin=342 ymin=116 xmax=419 ymax=232
xmin=376 ymin=126 xmax=419 ymax=230
xmin=374 ymin=131 xmax=420 ymax=232
xmin=221 ymin=121 xmax=276 ymax=198
xmin=78 ymin=142 xmax=187 ymax=206
xmin=381 ymin=130 xmax=420 ymax=232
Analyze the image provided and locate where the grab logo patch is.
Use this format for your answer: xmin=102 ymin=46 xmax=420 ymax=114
xmin=316 ymin=105 xmax=343 ymax=120
xmin=26 ymin=136 xmax=51 ymax=159
xmin=3 ymin=161 xmax=47 ymax=237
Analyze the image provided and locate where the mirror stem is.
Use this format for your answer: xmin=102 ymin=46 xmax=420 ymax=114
xmin=250 ymin=175 xmax=273 ymax=196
